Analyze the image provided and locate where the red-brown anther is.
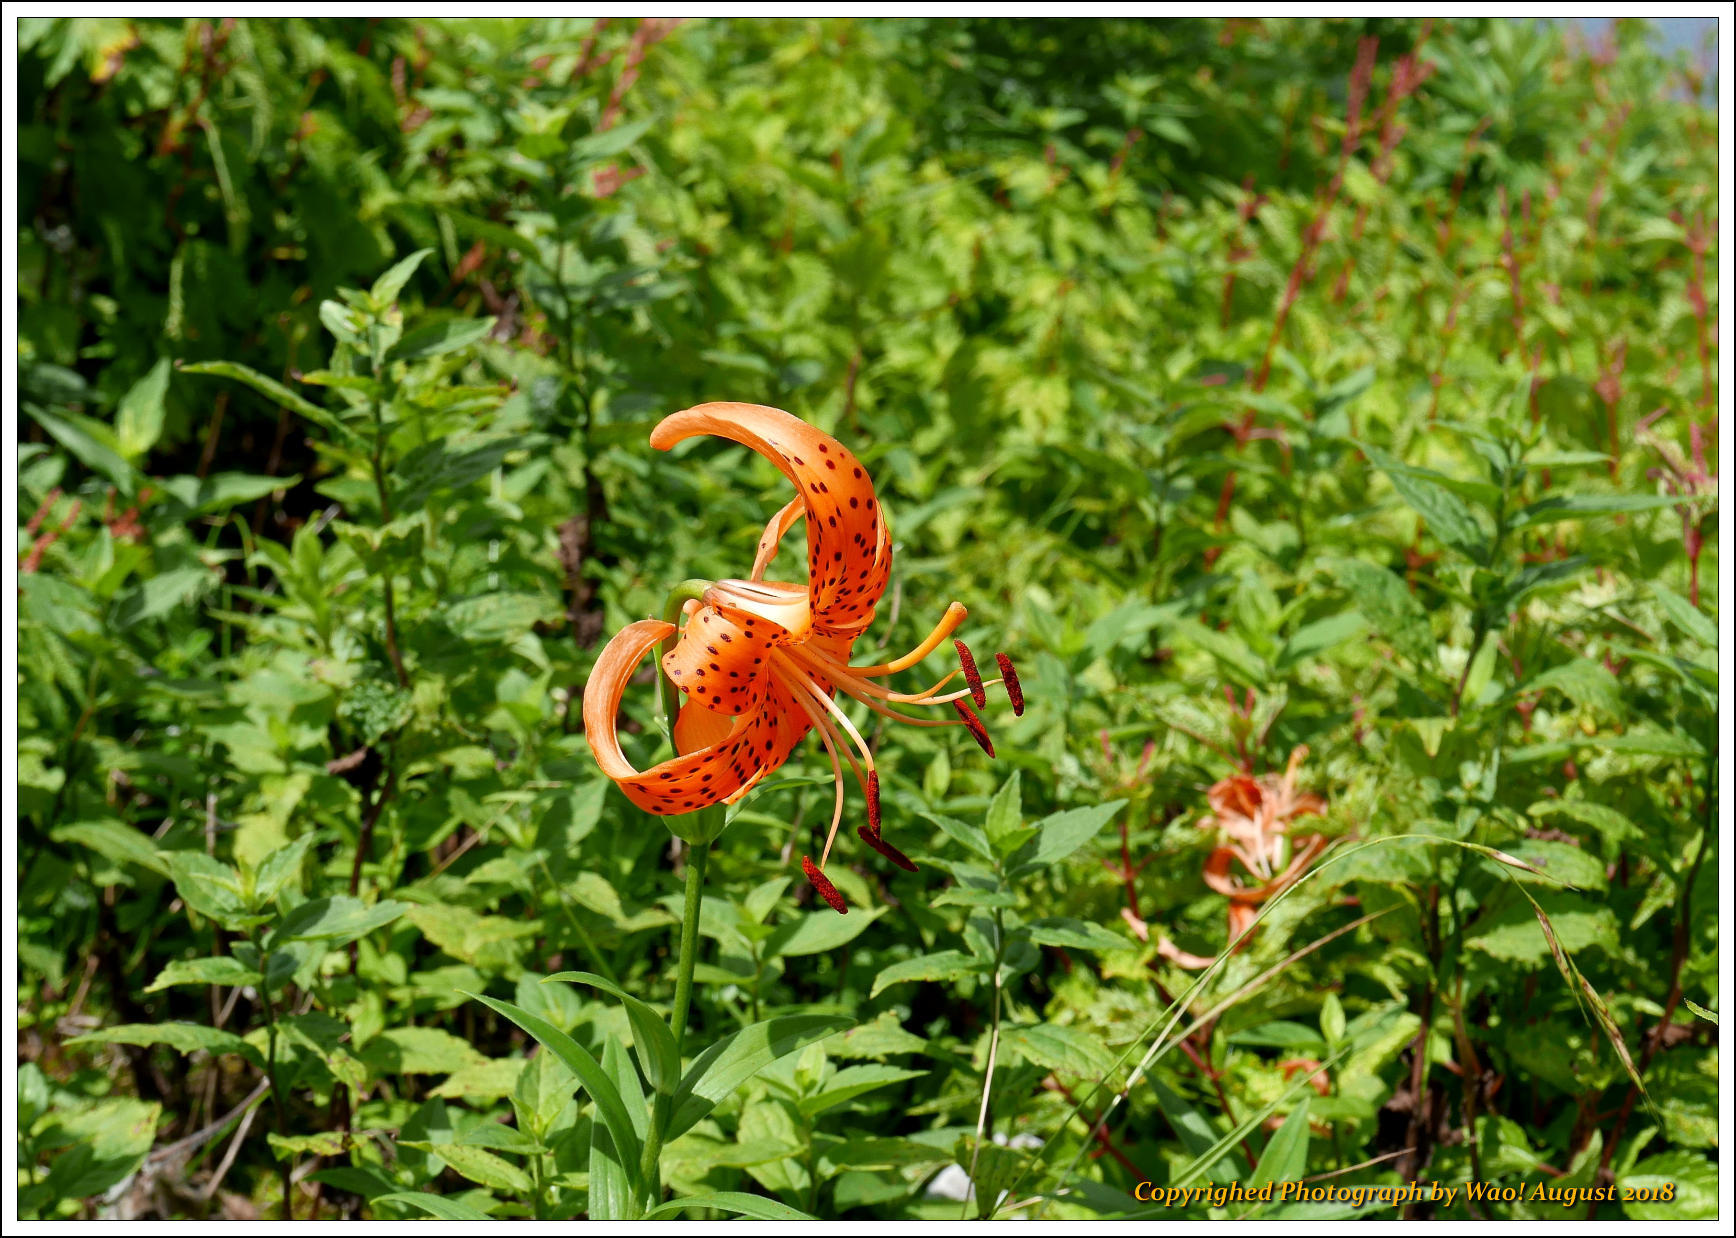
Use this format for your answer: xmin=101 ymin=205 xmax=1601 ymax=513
xmin=865 ymin=769 xmax=882 ymax=838
xmin=954 ymin=638 xmax=987 ymax=709
xmin=952 ymin=699 xmax=995 ymax=758
xmin=858 ymin=825 xmax=919 ymax=872
xmin=995 ymin=652 xmax=1024 ymax=716
xmin=802 ymin=855 xmax=848 ymax=914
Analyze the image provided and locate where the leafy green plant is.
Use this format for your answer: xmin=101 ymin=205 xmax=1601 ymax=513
xmin=18 ymin=15 xmax=1717 ymax=1222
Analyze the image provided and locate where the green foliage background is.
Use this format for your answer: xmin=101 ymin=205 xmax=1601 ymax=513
xmin=16 ymin=15 xmax=1719 ymax=1221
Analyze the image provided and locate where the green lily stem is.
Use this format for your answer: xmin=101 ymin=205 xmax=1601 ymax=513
xmin=634 ymin=578 xmax=724 ymax=1208
xmin=657 ymin=578 xmax=713 ymax=746
xmin=638 ymin=839 xmax=710 ymax=1207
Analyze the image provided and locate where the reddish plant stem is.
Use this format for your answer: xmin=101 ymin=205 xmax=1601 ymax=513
xmin=1046 ymin=1077 xmax=1151 ymax=1181
xmin=1209 ymin=38 xmax=1391 ymax=563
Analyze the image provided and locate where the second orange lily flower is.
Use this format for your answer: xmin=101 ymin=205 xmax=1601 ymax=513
xmin=1157 ymin=745 xmax=1329 ymax=968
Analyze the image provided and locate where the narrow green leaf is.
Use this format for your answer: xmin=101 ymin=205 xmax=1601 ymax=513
xmin=1513 ymin=492 xmax=1682 ymax=527
xmin=462 ymin=991 xmax=644 ymax=1196
xmin=1249 ymin=1096 xmax=1311 ymax=1190
xmin=667 ymin=1014 xmax=852 ymax=1142
xmin=180 ymin=360 xmax=355 ymax=442
xmin=544 ymin=970 xmax=680 ymax=1096
xmin=371 ymin=1191 xmax=493 ymax=1221
xmin=644 ymin=1191 xmax=816 ymax=1221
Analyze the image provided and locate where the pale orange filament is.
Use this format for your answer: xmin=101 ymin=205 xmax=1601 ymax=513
xmin=794 ymin=659 xmax=977 ymax=732
xmin=770 ymin=663 xmax=849 ymax=866
xmin=788 ymin=643 xmax=1002 ymax=707
xmin=776 ymin=656 xmax=881 ymax=782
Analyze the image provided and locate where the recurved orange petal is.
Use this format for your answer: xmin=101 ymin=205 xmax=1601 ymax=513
xmin=584 ymin=617 xmax=813 ymax=815
xmin=650 ymin=403 xmax=889 ymax=636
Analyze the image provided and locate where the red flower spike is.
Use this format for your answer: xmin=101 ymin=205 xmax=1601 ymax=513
xmin=803 ymin=855 xmax=848 ymax=914
xmin=995 ymin=652 xmax=1024 ymax=716
xmin=953 ymin=699 xmax=995 ymax=758
xmin=858 ymin=825 xmax=919 ymax=872
xmin=954 ymin=638 xmax=988 ymax=709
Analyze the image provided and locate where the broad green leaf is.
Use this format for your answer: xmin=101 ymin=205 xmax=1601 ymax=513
xmin=68 ymin=1022 xmax=264 ymax=1068
xmin=26 ymin=406 xmax=136 ymax=492
xmin=513 ymin=1051 xmax=576 ymax=1138
xmin=157 ymin=472 xmax=297 ymax=516
xmin=250 ymin=832 xmax=320 ymax=905
xmin=1512 ymin=492 xmax=1682 ymax=527
xmin=162 ymin=851 xmax=256 ymax=926
xmin=1021 ymin=917 xmax=1129 ymax=952
xmin=1522 ymin=659 xmax=1625 ymax=718
xmin=146 ymin=956 xmax=263 ymax=992
xmin=1621 ymin=1151 xmax=1717 ymax=1220
xmin=1169 ymin=621 xmax=1270 ymax=684
xmin=1653 ymin=583 xmax=1717 ymax=647
xmin=796 ymin=1064 xmax=927 ymax=1117
xmin=870 ymin=950 xmax=986 ymax=998
xmin=359 ymin=1027 xmax=487 ymax=1076
xmin=52 ymin=820 xmax=168 ymax=878
xmin=1008 ymin=800 xmax=1126 ymax=874
xmin=116 ymin=358 xmax=171 ymax=460
xmin=572 ymin=117 xmax=655 ymax=164
xmin=115 ymin=564 xmax=212 ymax=627
xmin=269 ymin=1130 xmax=348 ymax=1159
xmin=442 ymin=592 xmax=561 ymax=643
xmin=1467 ymin=891 xmax=1620 ymax=965
xmin=274 ymin=896 xmax=407 ymax=945
xmin=762 ymin=907 xmax=884 ymax=960
xmin=370 ymin=248 xmax=434 ymax=307
xmin=984 ymin=771 xmax=1026 ymax=852
xmin=398 ymin=1141 xmax=528 ymax=1194
xmin=39 ymin=1099 xmax=160 ymax=1201
xmin=1001 ymin=1023 xmax=1116 ymax=1080
xmin=1527 ymin=799 xmax=1643 ymax=845
xmin=387 ymin=316 xmax=496 ymax=363
xmin=1278 ymin=610 xmax=1368 ymax=670
xmin=922 ymin=810 xmax=994 ymax=862
xmin=1364 ymin=445 xmax=1485 ymax=558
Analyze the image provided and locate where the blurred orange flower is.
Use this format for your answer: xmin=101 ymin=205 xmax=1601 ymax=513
xmin=1162 ymin=745 xmax=1328 ymax=968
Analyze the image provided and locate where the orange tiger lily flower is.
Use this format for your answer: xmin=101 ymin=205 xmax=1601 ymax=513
xmin=583 ymin=402 xmax=1023 ymax=913
xmin=1167 ymin=746 xmax=1328 ymax=968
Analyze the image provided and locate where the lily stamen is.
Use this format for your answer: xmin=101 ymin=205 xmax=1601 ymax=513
xmin=788 ymin=642 xmax=1004 ymax=708
xmin=954 ymin=638 xmax=988 ymax=708
xmin=850 ymin=602 xmax=970 ymax=676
